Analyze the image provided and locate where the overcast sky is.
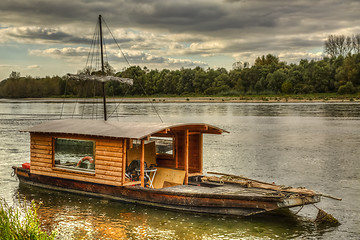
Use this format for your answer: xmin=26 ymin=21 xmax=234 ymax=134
xmin=1 ymin=0 xmax=359 ymax=80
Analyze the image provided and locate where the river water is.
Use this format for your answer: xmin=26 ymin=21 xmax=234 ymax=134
xmin=0 ymin=100 xmax=359 ymax=239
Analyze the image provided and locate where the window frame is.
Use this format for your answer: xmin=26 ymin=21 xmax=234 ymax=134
xmin=52 ymin=137 xmax=96 ymax=174
xmin=149 ymin=135 xmax=175 ymax=159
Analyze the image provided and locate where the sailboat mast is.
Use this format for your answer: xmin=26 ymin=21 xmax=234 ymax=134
xmin=99 ymin=15 xmax=105 ymax=73
xmin=99 ymin=14 xmax=107 ymax=121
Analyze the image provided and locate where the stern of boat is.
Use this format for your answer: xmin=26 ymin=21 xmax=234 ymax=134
xmin=277 ymin=194 xmax=321 ymax=209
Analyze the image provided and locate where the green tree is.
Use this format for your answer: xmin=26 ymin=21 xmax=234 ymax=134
xmin=337 ymin=81 xmax=356 ymax=94
xmin=267 ymin=69 xmax=287 ymax=93
xmin=9 ymin=71 xmax=20 ymax=79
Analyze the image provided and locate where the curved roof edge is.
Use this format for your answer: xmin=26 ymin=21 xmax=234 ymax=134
xmin=23 ymin=119 xmax=229 ymax=139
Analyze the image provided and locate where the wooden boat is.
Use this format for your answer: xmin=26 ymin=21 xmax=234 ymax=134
xmin=12 ymin=119 xmax=322 ymax=216
xmin=12 ymin=15 xmax=323 ymax=217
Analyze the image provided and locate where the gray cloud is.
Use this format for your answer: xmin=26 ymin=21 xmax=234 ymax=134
xmin=0 ymin=0 xmax=359 ymax=71
xmin=28 ymin=46 xmax=209 ymax=70
xmin=2 ymin=1 xmax=359 ymax=34
xmin=5 ymin=27 xmax=91 ymax=44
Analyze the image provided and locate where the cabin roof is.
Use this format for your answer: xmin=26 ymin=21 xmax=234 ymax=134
xmin=23 ymin=119 xmax=228 ymax=139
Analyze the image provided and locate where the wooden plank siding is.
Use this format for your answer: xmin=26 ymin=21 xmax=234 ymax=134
xmin=188 ymin=133 xmax=202 ymax=173
xmin=29 ymin=133 xmax=126 ymax=186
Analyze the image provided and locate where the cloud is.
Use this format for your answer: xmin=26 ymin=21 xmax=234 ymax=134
xmin=29 ymin=46 xmax=208 ymax=70
xmin=114 ymin=50 xmax=209 ymax=69
xmin=0 ymin=64 xmax=15 ymax=68
xmin=29 ymin=47 xmax=89 ymax=58
xmin=2 ymin=1 xmax=359 ymax=36
xmin=27 ymin=65 xmax=41 ymax=69
xmin=1 ymin=26 xmax=91 ymax=45
xmin=0 ymin=0 xmax=359 ymax=71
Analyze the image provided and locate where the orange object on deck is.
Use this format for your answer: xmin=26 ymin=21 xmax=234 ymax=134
xmin=22 ymin=162 xmax=30 ymax=170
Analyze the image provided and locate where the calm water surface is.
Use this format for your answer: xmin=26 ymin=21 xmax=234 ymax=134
xmin=0 ymin=100 xmax=359 ymax=239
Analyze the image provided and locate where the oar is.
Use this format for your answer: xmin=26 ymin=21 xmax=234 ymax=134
xmin=207 ymin=171 xmax=342 ymax=200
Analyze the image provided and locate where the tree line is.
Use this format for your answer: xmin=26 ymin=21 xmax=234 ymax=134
xmin=0 ymin=35 xmax=359 ymax=98
xmin=324 ymin=34 xmax=360 ymax=57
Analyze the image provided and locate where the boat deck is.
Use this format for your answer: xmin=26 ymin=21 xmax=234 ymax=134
xmin=152 ymin=182 xmax=290 ymax=200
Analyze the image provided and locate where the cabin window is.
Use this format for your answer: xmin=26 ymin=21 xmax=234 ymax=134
xmin=149 ymin=136 xmax=174 ymax=158
xmin=54 ymin=138 xmax=95 ymax=172
xmin=130 ymin=137 xmax=174 ymax=158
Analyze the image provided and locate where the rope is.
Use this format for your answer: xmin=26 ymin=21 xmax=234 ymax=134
xmin=102 ymin=18 xmax=131 ymax=67
xmin=11 ymin=168 xmax=16 ymax=177
xmin=92 ymin=80 xmax=96 ymax=119
xmin=108 ymin=83 xmax=132 ymax=119
xmin=102 ymin=17 xmax=164 ymax=123
xmin=312 ymin=204 xmax=320 ymax=210
xmin=103 ymin=38 xmax=109 ymax=67
xmin=60 ymin=77 xmax=68 ymax=119
xmin=80 ymin=81 xmax=86 ymax=119
xmin=85 ymin=21 xmax=99 ymax=71
xmin=294 ymin=205 xmax=304 ymax=215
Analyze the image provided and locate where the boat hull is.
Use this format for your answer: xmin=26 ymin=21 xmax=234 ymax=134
xmin=13 ymin=166 xmax=320 ymax=217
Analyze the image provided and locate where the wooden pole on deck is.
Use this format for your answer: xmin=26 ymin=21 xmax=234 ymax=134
xmin=121 ymin=139 xmax=127 ymax=185
xmin=199 ymin=134 xmax=203 ymax=174
xmin=184 ymin=129 xmax=189 ymax=184
xmin=140 ymin=139 xmax=145 ymax=187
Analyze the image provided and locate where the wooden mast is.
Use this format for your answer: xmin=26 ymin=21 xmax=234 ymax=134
xmin=99 ymin=14 xmax=107 ymax=121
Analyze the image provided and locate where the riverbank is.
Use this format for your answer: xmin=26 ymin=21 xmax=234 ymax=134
xmin=1 ymin=94 xmax=360 ymax=103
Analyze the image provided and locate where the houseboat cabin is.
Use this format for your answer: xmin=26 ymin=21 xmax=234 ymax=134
xmin=26 ymin=119 xmax=226 ymax=189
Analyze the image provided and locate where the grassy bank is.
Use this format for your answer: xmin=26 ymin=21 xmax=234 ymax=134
xmin=67 ymin=92 xmax=360 ymax=103
xmin=0 ymin=198 xmax=56 ymax=239
xmin=1 ymin=93 xmax=360 ymax=103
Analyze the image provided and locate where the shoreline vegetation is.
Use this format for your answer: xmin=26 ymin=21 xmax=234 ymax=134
xmin=1 ymin=36 xmax=359 ymax=101
xmin=1 ymin=94 xmax=360 ymax=103
xmin=0 ymin=198 xmax=56 ymax=239
xmin=1 ymin=53 xmax=359 ymax=101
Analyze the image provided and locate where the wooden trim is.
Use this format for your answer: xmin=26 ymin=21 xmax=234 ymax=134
xmin=123 ymin=180 xmax=141 ymax=186
xmin=122 ymin=139 xmax=127 ymax=185
xmin=31 ymin=139 xmax=52 ymax=146
xmin=95 ymin=155 xmax=120 ymax=162
xmin=96 ymin=169 xmax=122 ymax=177
xmin=188 ymin=172 xmax=203 ymax=177
xmin=31 ymin=144 xmax=52 ymax=150
xmin=96 ymin=151 xmax=123 ymax=158
xmin=52 ymin=166 xmax=95 ymax=176
xmin=31 ymin=148 xmax=52 ymax=155
xmin=31 ymin=161 xmax=52 ymax=168
xmin=30 ymin=157 xmax=52 ymax=164
xmin=31 ymin=153 xmax=52 ymax=159
xmin=129 ymin=138 xmax=133 ymax=148
xmin=96 ymin=145 xmax=122 ymax=152
xmin=186 ymin=129 xmax=189 ymax=182
xmin=95 ymin=160 xmax=122 ymax=167
xmin=140 ymin=139 xmax=145 ymax=187
xmin=95 ymin=164 xmax=122 ymax=171
xmin=175 ymin=132 xmax=179 ymax=168
xmin=199 ymin=133 xmax=203 ymax=173
xmin=30 ymin=169 xmax=122 ymax=186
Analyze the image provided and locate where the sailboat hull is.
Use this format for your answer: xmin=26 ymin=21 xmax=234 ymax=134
xmin=13 ymin=166 xmax=320 ymax=217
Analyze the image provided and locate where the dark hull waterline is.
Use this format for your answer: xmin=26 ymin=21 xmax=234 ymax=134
xmin=13 ymin=166 xmax=321 ymax=217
